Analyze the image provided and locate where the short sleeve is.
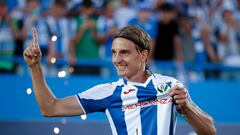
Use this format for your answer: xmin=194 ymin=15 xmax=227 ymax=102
xmin=75 ymin=83 xmax=116 ymax=114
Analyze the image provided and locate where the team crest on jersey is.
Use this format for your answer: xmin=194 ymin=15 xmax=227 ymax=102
xmin=156 ymin=81 xmax=172 ymax=93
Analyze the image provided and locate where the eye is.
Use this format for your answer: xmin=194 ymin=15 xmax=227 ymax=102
xmin=112 ymin=50 xmax=116 ymax=55
xmin=121 ymin=50 xmax=129 ymax=55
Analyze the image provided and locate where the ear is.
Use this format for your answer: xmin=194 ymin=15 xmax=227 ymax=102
xmin=141 ymin=50 xmax=149 ymax=63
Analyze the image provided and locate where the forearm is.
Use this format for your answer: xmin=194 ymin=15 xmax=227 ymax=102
xmin=182 ymin=102 xmax=216 ymax=135
xmin=69 ymin=39 xmax=76 ymax=57
xmin=174 ymin=36 xmax=183 ymax=62
xmin=91 ymin=28 xmax=100 ymax=43
xmin=29 ymin=63 xmax=57 ymax=116
xmin=75 ymin=27 xmax=86 ymax=43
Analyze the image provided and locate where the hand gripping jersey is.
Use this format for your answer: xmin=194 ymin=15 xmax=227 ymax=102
xmin=75 ymin=74 xmax=185 ymax=135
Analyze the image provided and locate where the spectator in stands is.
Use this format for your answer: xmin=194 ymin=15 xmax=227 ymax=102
xmin=178 ymin=14 xmax=195 ymax=63
xmin=234 ymin=0 xmax=240 ymax=47
xmin=153 ymin=2 xmax=182 ymax=63
xmin=217 ymin=9 xmax=240 ymax=79
xmin=96 ymin=1 xmax=118 ymax=59
xmin=46 ymin=0 xmax=70 ymax=62
xmin=114 ymin=0 xmax=137 ymax=29
xmin=0 ymin=2 xmax=15 ymax=73
xmin=10 ymin=0 xmax=50 ymax=75
xmin=218 ymin=9 xmax=240 ymax=65
xmin=69 ymin=0 xmax=101 ymax=75
xmin=128 ymin=1 xmax=157 ymax=61
xmin=15 ymin=0 xmax=50 ymax=56
xmin=45 ymin=0 xmax=73 ymax=75
xmin=152 ymin=2 xmax=182 ymax=76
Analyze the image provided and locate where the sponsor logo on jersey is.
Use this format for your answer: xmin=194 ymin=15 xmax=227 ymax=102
xmin=123 ymin=89 xmax=135 ymax=94
xmin=122 ymin=97 xmax=173 ymax=111
xmin=156 ymin=81 xmax=172 ymax=93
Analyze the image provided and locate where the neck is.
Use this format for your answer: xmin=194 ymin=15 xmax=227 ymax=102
xmin=125 ymin=70 xmax=150 ymax=83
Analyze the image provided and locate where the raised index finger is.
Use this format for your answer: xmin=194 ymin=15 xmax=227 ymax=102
xmin=32 ymin=27 xmax=39 ymax=48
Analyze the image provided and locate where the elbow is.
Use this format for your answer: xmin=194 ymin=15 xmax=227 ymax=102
xmin=38 ymin=98 xmax=59 ymax=117
xmin=208 ymin=117 xmax=217 ymax=135
xmin=204 ymin=117 xmax=217 ymax=135
xmin=42 ymin=112 xmax=54 ymax=117
xmin=39 ymin=102 xmax=57 ymax=117
xmin=196 ymin=116 xmax=216 ymax=135
xmin=210 ymin=128 xmax=217 ymax=135
xmin=206 ymin=127 xmax=216 ymax=135
xmin=41 ymin=109 xmax=55 ymax=117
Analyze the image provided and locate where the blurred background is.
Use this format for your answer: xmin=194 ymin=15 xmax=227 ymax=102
xmin=0 ymin=0 xmax=240 ymax=134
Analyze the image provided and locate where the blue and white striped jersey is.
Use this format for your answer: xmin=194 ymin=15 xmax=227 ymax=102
xmin=76 ymin=74 xmax=185 ymax=135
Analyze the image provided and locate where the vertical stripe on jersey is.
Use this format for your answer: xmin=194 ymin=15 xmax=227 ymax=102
xmin=157 ymin=102 xmax=173 ymax=135
xmin=108 ymin=86 xmax=128 ymax=135
xmin=136 ymin=80 xmax=158 ymax=135
xmin=169 ymin=104 xmax=177 ymax=135
xmin=121 ymin=85 xmax=142 ymax=135
xmin=106 ymin=109 xmax=117 ymax=135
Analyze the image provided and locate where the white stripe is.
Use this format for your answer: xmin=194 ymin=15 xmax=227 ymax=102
xmin=79 ymin=84 xmax=116 ymax=100
xmin=75 ymin=95 xmax=86 ymax=115
xmin=157 ymin=103 xmax=173 ymax=135
xmin=105 ymin=109 xmax=118 ymax=135
xmin=121 ymin=85 xmax=142 ymax=135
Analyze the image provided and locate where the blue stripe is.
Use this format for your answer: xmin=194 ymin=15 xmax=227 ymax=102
xmin=108 ymin=86 xmax=128 ymax=135
xmin=77 ymin=95 xmax=112 ymax=113
xmin=140 ymin=106 xmax=157 ymax=135
xmin=136 ymin=80 xmax=157 ymax=102
xmin=136 ymin=80 xmax=157 ymax=135
xmin=169 ymin=104 xmax=177 ymax=135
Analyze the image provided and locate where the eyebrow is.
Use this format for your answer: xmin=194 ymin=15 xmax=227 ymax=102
xmin=114 ymin=36 xmax=144 ymax=52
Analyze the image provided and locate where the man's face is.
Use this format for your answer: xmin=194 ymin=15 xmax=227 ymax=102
xmin=161 ymin=11 xmax=175 ymax=23
xmin=112 ymin=38 xmax=147 ymax=79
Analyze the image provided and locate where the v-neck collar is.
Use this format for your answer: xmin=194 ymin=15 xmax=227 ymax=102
xmin=122 ymin=74 xmax=154 ymax=87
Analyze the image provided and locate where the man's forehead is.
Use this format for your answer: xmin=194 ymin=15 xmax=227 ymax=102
xmin=112 ymin=38 xmax=136 ymax=50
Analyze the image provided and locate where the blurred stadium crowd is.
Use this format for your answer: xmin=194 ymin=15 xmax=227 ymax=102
xmin=0 ymin=0 xmax=240 ymax=81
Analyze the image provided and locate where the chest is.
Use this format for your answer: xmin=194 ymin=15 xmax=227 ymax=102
xmin=111 ymin=81 xmax=173 ymax=110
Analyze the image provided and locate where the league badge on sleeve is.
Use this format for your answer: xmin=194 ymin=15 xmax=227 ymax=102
xmin=156 ymin=81 xmax=172 ymax=93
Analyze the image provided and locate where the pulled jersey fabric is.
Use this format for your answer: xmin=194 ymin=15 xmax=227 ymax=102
xmin=76 ymin=74 xmax=185 ymax=135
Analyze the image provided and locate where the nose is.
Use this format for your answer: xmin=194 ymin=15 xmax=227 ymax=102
xmin=112 ymin=53 xmax=123 ymax=64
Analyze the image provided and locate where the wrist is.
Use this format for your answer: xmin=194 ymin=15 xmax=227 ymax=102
xmin=179 ymin=101 xmax=196 ymax=116
xmin=29 ymin=62 xmax=40 ymax=69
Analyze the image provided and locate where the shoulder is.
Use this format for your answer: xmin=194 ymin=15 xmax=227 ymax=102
xmin=91 ymin=83 xmax=117 ymax=91
xmin=152 ymin=73 xmax=183 ymax=86
xmin=151 ymin=74 xmax=185 ymax=93
xmin=153 ymin=73 xmax=177 ymax=81
xmin=79 ymin=80 xmax=122 ymax=100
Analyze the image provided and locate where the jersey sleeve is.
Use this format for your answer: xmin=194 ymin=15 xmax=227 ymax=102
xmin=75 ymin=83 xmax=116 ymax=114
xmin=154 ymin=74 xmax=191 ymax=116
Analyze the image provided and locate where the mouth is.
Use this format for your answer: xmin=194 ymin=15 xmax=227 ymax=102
xmin=115 ymin=64 xmax=127 ymax=71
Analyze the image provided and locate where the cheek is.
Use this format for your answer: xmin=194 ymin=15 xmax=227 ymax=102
xmin=128 ymin=56 xmax=142 ymax=68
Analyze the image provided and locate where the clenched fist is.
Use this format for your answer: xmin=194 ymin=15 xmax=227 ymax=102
xmin=23 ymin=28 xmax=42 ymax=66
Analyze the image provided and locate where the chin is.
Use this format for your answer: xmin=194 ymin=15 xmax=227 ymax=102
xmin=117 ymin=72 xmax=125 ymax=77
xmin=117 ymin=71 xmax=126 ymax=77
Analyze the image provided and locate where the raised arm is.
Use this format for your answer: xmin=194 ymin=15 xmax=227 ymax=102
xmin=23 ymin=28 xmax=84 ymax=117
xmin=169 ymin=85 xmax=216 ymax=135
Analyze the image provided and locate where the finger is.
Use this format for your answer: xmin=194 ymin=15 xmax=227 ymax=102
xmin=173 ymin=94 xmax=187 ymax=101
xmin=169 ymin=85 xmax=186 ymax=93
xmin=33 ymin=48 xmax=40 ymax=56
xmin=24 ymin=49 xmax=33 ymax=58
xmin=170 ymin=90 xmax=187 ymax=97
xmin=24 ymin=50 xmax=30 ymax=57
xmin=175 ymin=99 xmax=186 ymax=105
xmin=28 ymin=47 xmax=35 ymax=57
xmin=32 ymin=27 xmax=39 ymax=48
